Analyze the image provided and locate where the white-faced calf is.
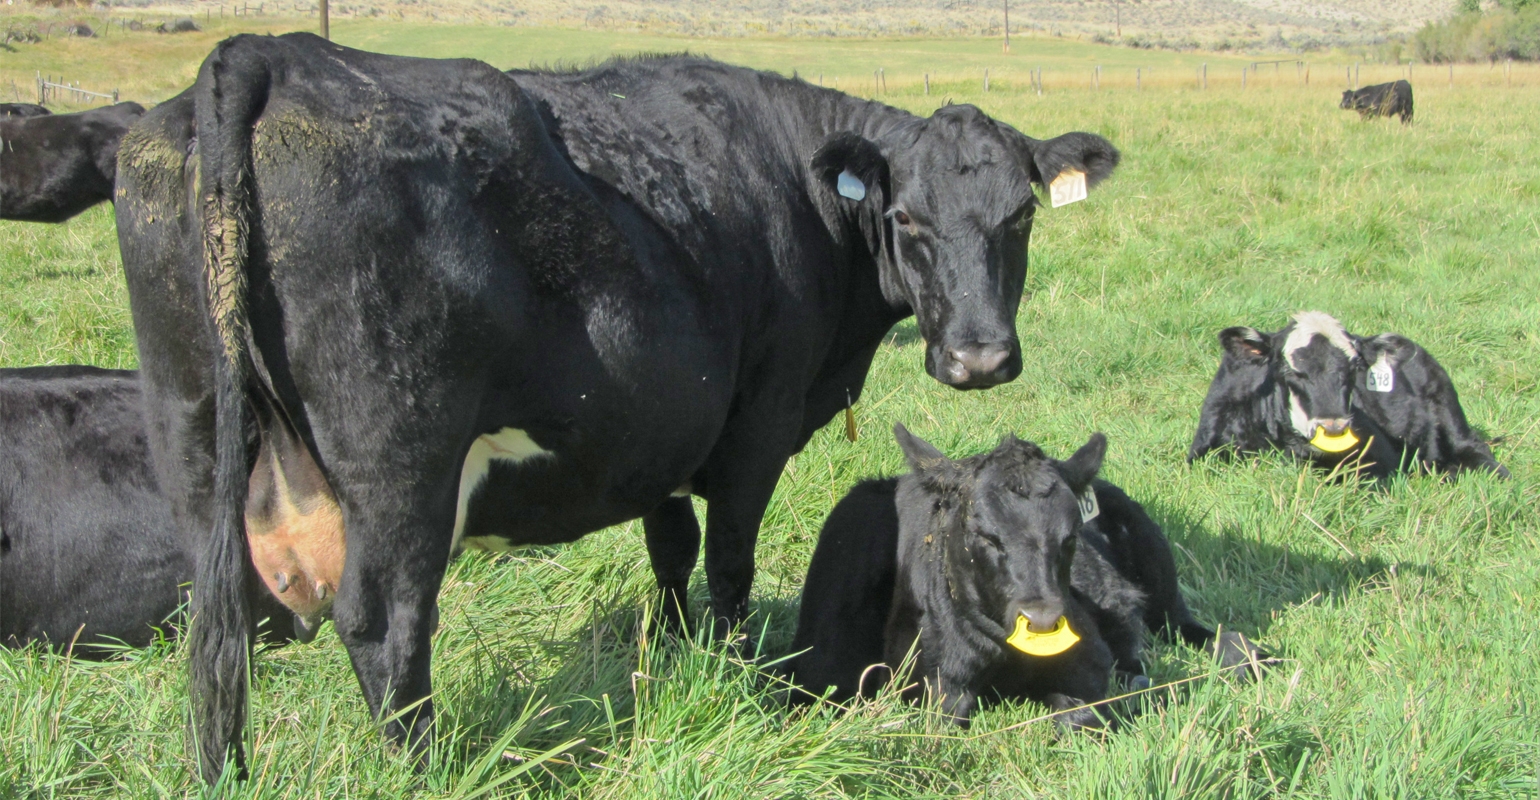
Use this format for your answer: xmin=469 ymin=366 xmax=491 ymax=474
xmin=786 ymin=425 xmax=1266 ymax=728
xmin=1189 ymin=311 xmax=1506 ymax=479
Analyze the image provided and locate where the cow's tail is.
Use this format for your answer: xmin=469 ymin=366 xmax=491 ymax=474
xmin=189 ymin=36 xmax=270 ymax=783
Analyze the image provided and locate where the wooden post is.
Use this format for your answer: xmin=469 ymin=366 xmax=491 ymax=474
xmin=1202 ymin=62 xmax=1207 ymax=89
xmin=320 ymin=0 xmax=329 ymax=39
xmin=881 ymin=68 xmax=886 ymax=94
xmin=1136 ymin=68 xmax=1141 ymax=91
xmin=1095 ymin=65 xmax=1101 ymax=90
xmin=984 ymin=69 xmax=990 ymax=92
xmin=924 ymin=73 xmax=929 ymax=95
xmin=1242 ymin=68 xmax=1247 ymax=90
xmin=1355 ymin=63 xmax=1360 ymax=89
xmin=1305 ymin=64 xmax=1309 ymax=85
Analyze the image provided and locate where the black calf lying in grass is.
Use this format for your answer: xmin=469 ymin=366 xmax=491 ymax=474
xmin=0 ymin=366 xmax=299 ymax=654
xmin=1189 ymin=312 xmax=1506 ymax=479
xmin=785 ymin=425 xmax=1266 ymax=728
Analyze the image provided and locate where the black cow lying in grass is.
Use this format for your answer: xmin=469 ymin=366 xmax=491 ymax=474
xmin=1189 ymin=311 xmax=1506 ymax=479
xmin=1352 ymin=333 xmax=1508 ymax=478
xmin=0 ymin=103 xmax=50 ymax=118
xmin=785 ymin=425 xmax=1267 ymax=728
xmin=0 ymin=366 xmax=298 ymax=654
xmin=0 ymin=102 xmax=144 ymax=222
xmin=1339 ymin=80 xmax=1414 ymax=124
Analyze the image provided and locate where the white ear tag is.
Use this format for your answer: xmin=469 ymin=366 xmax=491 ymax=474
xmin=1076 ymin=487 xmax=1100 ymax=523
xmin=1367 ymin=360 xmax=1395 ymax=392
xmin=836 ymin=168 xmax=867 ymax=201
xmin=1049 ymin=168 xmax=1088 ymax=208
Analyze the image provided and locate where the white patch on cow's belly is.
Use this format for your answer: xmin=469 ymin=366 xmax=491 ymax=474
xmin=451 ymin=428 xmax=553 ymax=554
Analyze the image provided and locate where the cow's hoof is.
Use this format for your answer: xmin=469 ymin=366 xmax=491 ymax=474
xmin=1212 ymin=631 xmax=1275 ymax=680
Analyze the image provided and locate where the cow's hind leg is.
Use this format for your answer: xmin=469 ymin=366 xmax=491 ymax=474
xmin=328 ymin=492 xmax=453 ymax=761
xmin=643 ymin=496 xmax=700 ymax=634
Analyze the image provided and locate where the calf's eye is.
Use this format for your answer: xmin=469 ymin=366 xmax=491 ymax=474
xmin=893 ymin=210 xmax=912 ymax=227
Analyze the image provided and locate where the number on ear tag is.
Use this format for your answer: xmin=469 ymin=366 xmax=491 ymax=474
xmin=1077 ymin=487 xmax=1100 ymax=523
xmin=836 ymin=168 xmax=867 ymax=201
xmin=1367 ymin=361 xmax=1394 ymax=393
xmin=1049 ymin=168 xmax=1087 ymax=208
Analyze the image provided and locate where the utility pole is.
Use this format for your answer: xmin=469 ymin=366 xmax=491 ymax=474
xmin=1003 ymin=0 xmax=1010 ymax=52
xmin=320 ymin=0 xmax=329 ymax=39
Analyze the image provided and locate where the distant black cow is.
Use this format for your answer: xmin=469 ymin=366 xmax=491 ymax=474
xmin=786 ymin=425 xmax=1265 ymax=728
xmin=0 ymin=103 xmax=50 ymax=118
xmin=0 ymin=102 xmax=144 ymax=222
xmin=1340 ymin=80 xmax=1414 ymax=124
xmin=116 ymin=34 xmax=1117 ymax=778
xmin=0 ymin=366 xmax=299 ymax=655
xmin=1351 ymin=333 xmax=1507 ymax=477
xmin=1189 ymin=311 xmax=1402 ymax=479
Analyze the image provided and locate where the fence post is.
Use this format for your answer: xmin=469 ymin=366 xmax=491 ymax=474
xmin=881 ymin=68 xmax=886 ymax=94
xmin=924 ymin=73 xmax=929 ymax=95
xmin=1136 ymin=68 xmax=1141 ymax=91
xmin=1305 ymin=64 xmax=1309 ymax=84
xmin=984 ymin=68 xmax=990 ymax=92
xmin=1242 ymin=68 xmax=1246 ymax=90
xmin=1095 ymin=64 xmax=1101 ymax=90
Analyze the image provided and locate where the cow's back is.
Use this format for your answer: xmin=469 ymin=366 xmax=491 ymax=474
xmin=785 ymin=477 xmax=901 ymax=702
xmin=0 ymin=366 xmax=187 ymax=651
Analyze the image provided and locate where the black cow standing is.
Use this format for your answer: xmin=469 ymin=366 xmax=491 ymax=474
xmin=0 ymin=103 xmax=51 ymax=118
xmin=0 ymin=102 xmax=144 ymax=222
xmin=114 ymin=34 xmax=1118 ymax=779
xmin=1189 ymin=311 xmax=1402 ymax=479
xmin=0 ymin=366 xmax=298 ymax=653
xmin=1352 ymin=333 xmax=1507 ymax=477
xmin=786 ymin=426 xmax=1265 ymax=727
xmin=1339 ymin=80 xmax=1414 ymax=124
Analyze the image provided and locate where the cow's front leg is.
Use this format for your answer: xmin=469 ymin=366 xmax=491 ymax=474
xmin=699 ymin=408 xmax=801 ymax=639
xmin=329 ymin=492 xmax=453 ymax=761
xmin=643 ymin=496 xmax=700 ymax=634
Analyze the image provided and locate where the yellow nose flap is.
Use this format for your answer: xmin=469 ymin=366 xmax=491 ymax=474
xmin=1006 ymin=614 xmax=1081 ymax=656
xmin=1310 ymin=427 xmax=1359 ymax=453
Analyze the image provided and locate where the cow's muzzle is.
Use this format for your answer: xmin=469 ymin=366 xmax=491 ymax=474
xmin=933 ymin=341 xmax=1021 ymax=389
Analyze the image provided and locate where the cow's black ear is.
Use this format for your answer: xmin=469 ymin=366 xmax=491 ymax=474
xmin=894 ymin=422 xmax=947 ymax=472
xmin=1027 ymin=132 xmax=1120 ymax=197
xmin=811 ymin=132 xmax=888 ymax=204
xmin=1056 ymin=432 xmax=1107 ymax=493
xmin=1219 ymin=327 xmax=1270 ymax=363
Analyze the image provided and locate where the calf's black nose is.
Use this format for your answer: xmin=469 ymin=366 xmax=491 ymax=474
xmin=940 ymin=342 xmax=1019 ymax=389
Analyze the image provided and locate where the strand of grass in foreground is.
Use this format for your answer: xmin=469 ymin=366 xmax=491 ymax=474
xmin=868 ymin=657 xmax=1295 ymax=744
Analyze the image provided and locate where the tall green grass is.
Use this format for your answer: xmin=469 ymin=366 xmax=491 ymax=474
xmin=1 ymin=30 xmax=1537 ymax=799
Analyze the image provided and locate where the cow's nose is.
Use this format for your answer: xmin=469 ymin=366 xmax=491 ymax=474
xmin=1319 ymin=418 xmax=1350 ymax=436
xmin=1020 ymin=604 xmax=1065 ymax=634
xmin=941 ymin=342 xmax=1018 ymax=388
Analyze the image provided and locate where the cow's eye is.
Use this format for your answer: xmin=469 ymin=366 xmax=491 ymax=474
xmin=893 ymin=210 xmax=912 ymax=227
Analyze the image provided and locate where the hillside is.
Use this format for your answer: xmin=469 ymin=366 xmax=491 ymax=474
xmin=88 ymin=0 xmax=1457 ymax=47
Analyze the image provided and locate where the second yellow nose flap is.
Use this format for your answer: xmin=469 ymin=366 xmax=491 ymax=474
xmin=1310 ymin=427 xmax=1359 ymax=453
xmin=1006 ymin=614 xmax=1080 ymax=656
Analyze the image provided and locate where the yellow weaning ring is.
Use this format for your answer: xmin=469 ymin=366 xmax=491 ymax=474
xmin=1310 ymin=427 xmax=1359 ymax=453
xmin=1005 ymin=614 xmax=1080 ymax=657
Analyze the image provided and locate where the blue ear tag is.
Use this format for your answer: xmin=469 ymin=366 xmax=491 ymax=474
xmin=836 ymin=168 xmax=867 ymax=201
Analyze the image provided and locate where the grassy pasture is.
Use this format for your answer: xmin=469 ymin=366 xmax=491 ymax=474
xmin=2 ymin=22 xmax=1539 ymax=799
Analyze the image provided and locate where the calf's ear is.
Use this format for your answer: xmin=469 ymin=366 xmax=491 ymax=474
xmin=1219 ymin=327 xmax=1270 ymax=363
xmin=1028 ymin=132 xmax=1120 ymax=200
xmin=811 ymin=132 xmax=888 ymax=205
xmin=894 ymin=422 xmax=948 ymax=472
xmin=1055 ymin=432 xmax=1107 ymax=494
